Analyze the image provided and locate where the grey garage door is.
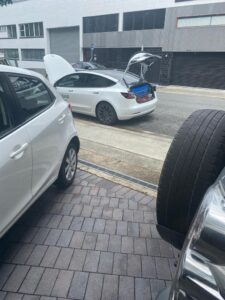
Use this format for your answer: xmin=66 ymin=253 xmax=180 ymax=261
xmin=49 ymin=26 xmax=80 ymax=63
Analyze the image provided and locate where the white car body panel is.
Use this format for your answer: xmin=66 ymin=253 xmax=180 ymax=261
xmin=0 ymin=65 xmax=78 ymax=238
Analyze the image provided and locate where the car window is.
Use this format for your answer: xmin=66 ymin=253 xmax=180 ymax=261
xmin=8 ymin=75 xmax=53 ymax=120
xmin=57 ymin=73 xmax=86 ymax=88
xmin=0 ymin=84 xmax=12 ymax=138
xmin=85 ymin=74 xmax=115 ymax=88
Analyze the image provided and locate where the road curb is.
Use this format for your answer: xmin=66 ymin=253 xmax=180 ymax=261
xmin=78 ymin=160 xmax=157 ymax=198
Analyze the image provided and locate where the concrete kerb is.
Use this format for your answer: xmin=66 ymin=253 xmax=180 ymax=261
xmin=78 ymin=162 xmax=157 ymax=198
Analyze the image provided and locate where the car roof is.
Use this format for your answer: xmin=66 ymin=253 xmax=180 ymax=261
xmin=0 ymin=65 xmax=41 ymax=78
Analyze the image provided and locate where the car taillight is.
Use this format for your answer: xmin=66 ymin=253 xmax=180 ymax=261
xmin=121 ymin=92 xmax=136 ymax=99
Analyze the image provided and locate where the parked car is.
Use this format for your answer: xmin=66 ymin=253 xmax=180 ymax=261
xmin=72 ymin=61 xmax=106 ymax=71
xmin=156 ymin=109 xmax=225 ymax=300
xmin=44 ymin=53 xmax=158 ymax=125
xmin=0 ymin=65 xmax=80 ymax=238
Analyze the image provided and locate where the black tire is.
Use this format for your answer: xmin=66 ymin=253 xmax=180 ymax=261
xmin=96 ymin=102 xmax=117 ymax=125
xmin=157 ymin=110 xmax=225 ymax=248
xmin=56 ymin=142 xmax=78 ymax=189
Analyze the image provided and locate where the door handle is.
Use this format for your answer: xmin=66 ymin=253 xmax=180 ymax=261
xmin=58 ymin=114 xmax=66 ymax=124
xmin=10 ymin=143 xmax=29 ymax=160
xmin=93 ymin=91 xmax=99 ymax=94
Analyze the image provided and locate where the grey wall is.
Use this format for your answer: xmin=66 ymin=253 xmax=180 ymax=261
xmin=83 ymin=2 xmax=225 ymax=52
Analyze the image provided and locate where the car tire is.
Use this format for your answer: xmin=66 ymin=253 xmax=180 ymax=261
xmin=96 ymin=102 xmax=117 ymax=125
xmin=56 ymin=141 xmax=78 ymax=189
xmin=157 ymin=109 xmax=225 ymax=249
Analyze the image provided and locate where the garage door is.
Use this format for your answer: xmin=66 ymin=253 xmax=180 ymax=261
xmin=170 ymin=53 xmax=225 ymax=89
xmin=49 ymin=26 xmax=80 ymax=63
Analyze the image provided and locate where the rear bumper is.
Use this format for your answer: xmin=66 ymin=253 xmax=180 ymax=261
xmin=117 ymin=98 xmax=157 ymax=121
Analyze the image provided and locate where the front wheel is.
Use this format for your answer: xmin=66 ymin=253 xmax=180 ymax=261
xmin=96 ymin=102 xmax=117 ymax=125
xmin=56 ymin=142 xmax=78 ymax=189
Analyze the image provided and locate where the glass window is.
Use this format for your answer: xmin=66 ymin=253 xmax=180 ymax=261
xmin=211 ymin=15 xmax=225 ymax=26
xmin=9 ymin=76 xmax=53 ymax=119
xmin=19 ymin=22 xmax=44 ymax=38
xmin=83 ymin=14 xmax=118 ymax=33
xmin=85 ymin=74 xmax=115 ymax=88
xmin=0 ymin=49 xmax=19 ymax=60
xmin=21 ymin=49 xmax=45 ymax=61
xmin=177 ymin=16 xmax=211 ymax=28
xmin=57 ymin=74 xmax=87 ymax=88
xmin=0 ymin=84 xmax=11 ymax=137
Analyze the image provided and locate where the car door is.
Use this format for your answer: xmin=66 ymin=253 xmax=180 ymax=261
xmin=0 ymin=75 xmax=32 ymax=237
xmin=8 ymin=73 xmax=68 ymax=200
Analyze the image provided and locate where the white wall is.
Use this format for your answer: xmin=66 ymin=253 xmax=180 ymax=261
xmin=0 ymin=0 xmax=224 ymax=69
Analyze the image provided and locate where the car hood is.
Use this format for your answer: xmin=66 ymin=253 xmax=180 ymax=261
xmin=44 ymin=54 xmax=75 ymax=86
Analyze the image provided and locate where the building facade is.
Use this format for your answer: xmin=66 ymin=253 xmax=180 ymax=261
xmin=0 ymin=0 xmax=225 ymax=88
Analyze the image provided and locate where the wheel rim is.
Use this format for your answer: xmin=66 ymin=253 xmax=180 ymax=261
xmin=65 ymin=148 xmax=77 ymax=181
xmin=98 ymin=103 xmax=114 ymax=124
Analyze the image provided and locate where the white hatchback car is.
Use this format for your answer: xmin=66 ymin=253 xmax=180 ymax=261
xmin=44 ymin=54 xmax=158 ymax=125
xmin=0 ymin=65 xmax=80 ymax=238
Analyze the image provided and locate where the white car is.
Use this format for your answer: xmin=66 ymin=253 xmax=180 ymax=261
xmin=44 ymin=54 xmax=158 ymax=125
xmin=0 ymin=65 xmax=80 ymax=238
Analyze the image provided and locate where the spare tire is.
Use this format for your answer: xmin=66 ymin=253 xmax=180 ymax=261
xmin=157 ymin=109 xmax=225 ymax=249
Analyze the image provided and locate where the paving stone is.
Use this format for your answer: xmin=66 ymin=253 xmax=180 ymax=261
xmin=146 ymin=239 xmax=160 ymax=256
xmin=81 ymin=187 xmax=91 ymax=195
xmin=40 ymin=246 xmax=60 ymax=268
xmin=61 ymin=193 xmax=73 ymax=203
xmin=71 ymin=195 xmax=82 ymax=204
xmin=82 ymin=233 xmax=97 ymax=250
xmin=135 ymin=278 xmax=151 ymax=300
xmin=108 ymin=235 xmax=121 ymax=252
xmin=81 ymin=205 xmax=92 ymax=218
xmin=144 ymin=212 xmax=154 ymax=223
xmin=20 ymin=227 xmax=39 ymax=243
xmin=155 ymin=257 xmax=172 ymax=280
xmin=98 ymin=252 xmax=113 ymax=274
xmin=68 ymin=272 xmax=89 ymax=299
xmin=57 ymin=230 xmax=73 ymax=247
xmin=105 ymin=220 xmax=116 ymax=235
xmin=12 ymin=243 xmax=34 ymax=264
xmin=0 ymin=243 xmax=21 ymax=263
xmin=3 ymin=265 xmax=29 ymax=292
xmin=150 ymin=225 xmax=161 ymax=239
xmin=23 ymin=296 xmax=40 ymax=300
xmin=35 ymin=268 xmax=59 ymax=296
xmin=142 ymin=256 xmax=156 ymax=278
xmin=128 ymin=222 xmax=139 ymax=237
xmin=123 ymin=209 xmax=134 ymax=222
xmin=70 ymin=217 xmax=84 ymax=231
xmin=69 ymin=249 xmax=87 ymax=271
xmin=47 ymin=215 xmax=62 ymax=228
xmin=0 ymin=264 xmax=15 ymax=289
xmin=44 ymin=229 xmax=61 ymax=246
xmin=93 ymin=219 xmax=105 ymax=234
xmin=26 ymin=245 xmax=47 ymax=266
xmin=140 ymin=224 xmax=151 ymax=238
xmin=95 ymin=234 xmax=109 ymax=251
xmin=113 ymin=253 xmax=127 ymax=275
xmin=32 ymin=228 xmax=50 ymax=244
xmin=4 ymin=293 xmax=23 ymax=300
xmin=100 ymin=197 xmax=110 ymax=207
xmin=70 ymin=231 xmax=85 ymax=249
xmin=73 ymin=186 xmax=82 ymax=195
xmin=58 ymin=216 xmax=73 ymax=229
xmin=81 ymin=196 xmax=91 ymax=205
xmin=169 ymin=258 xmax=178 ymax=278
xmin=133 ymin=211 xmax=144 ymax=223
xmin=118 ymin=276 xmax=134 ymax=300
xmin=150 ymin=279 xmax=165 ymax=300
xmin=121 ymin=236 xmax=133 ymax=253
xmin=90 ymin=196 xmax=100 ymax=206
xmin=36 ymin=214 xmax=52 ymax=227
xmin=116 ymin=221 xmax=127 ymax=236
xmin=101 ymin=274 xmax=118 ymax=300
xmin=129 ymin=200 xmax=138 ymax=210
xmin=119 ymin=199 xmax=129 ymax=209
xmin=70 ymin=204 xmax=83 ymax=217
xmin=112 ymin=208 xmax=123 ymax=221
xmin=85 ymin=273 xmax=103 ymax=300
xmin=127 ymin=254 xmax=141 ymax=277
xmin=109 ymin=197 xmax=119 ymax=208
xmin=102 ymin=208 xmax=113 ymax=219
xmin=81 ymin=218 xmax=95 ymax=232
xmin=51 ymin=270 xmax=73 ymax=298
xmin=89 ymin=187 xmax=99 ymax=196
xmin=0 ymin=291 xmax=6 ymax=300
xmin=83 ymin=250 xmax=100 ymax=272
xmin=159 ymin=240 xmax=174 ymax=258
xmin=54 ymin=248 xmax=73 ymax=269
xmin=91 ymin=207 xmax=103 ymax=218
xmin=19 ymin=267 xmax=44 ymax=294
xmin=134 ymin=238 xmax=147 ymax=255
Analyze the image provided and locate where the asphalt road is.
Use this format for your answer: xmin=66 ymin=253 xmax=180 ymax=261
xmin=74 ymin=91 xmax=225 ymax=138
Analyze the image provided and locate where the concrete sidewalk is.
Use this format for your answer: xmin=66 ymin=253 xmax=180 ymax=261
xmin=76 ymin=119 xmax=172 ymax=185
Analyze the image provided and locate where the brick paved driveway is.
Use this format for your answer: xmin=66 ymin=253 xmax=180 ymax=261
xmin=0 ymin=169 xmax=177 ymax=300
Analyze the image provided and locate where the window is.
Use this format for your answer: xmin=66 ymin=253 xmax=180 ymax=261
xmin=19 ymin=22 xmax=44 ymax=38
xmin=0 ymin=49 xmax=19 ymax=60
xmin=0 ymin=84 xmax=11 ymax=137
xmin=8 ymin=75 xmax=53 ymax=119
xmin=21 ymin=49 xmax=45 ymax=61
xmin=57 ymin=74 xmax=87 ymax=88
xmin=123 ymin=9 xmax=166 ymax=31
xmin=85 ymin=74 xmax=115 ymax=88
xmin=83 ymin=14 xmax=118 ymax=33
xmin=0 ymin=25 xmax=17 ymax=38
xmin=177 ymin=15 xmax=225 ymax=28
